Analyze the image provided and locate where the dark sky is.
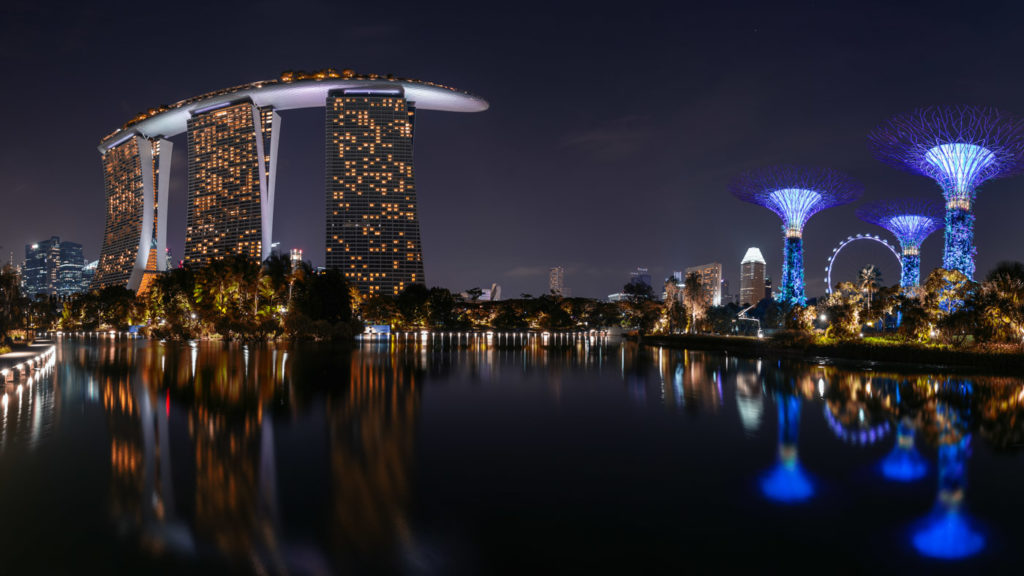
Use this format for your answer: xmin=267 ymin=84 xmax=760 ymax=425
xmin=3 ymin=0 xmax=1024 ymax=299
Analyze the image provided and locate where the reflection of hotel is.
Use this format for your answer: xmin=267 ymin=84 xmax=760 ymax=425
xmin=97 ymin=341 xmax=420 ymax=572
xmin=94 ymin=71 xmax=487 ymax=293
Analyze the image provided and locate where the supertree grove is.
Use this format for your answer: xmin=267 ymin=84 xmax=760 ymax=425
xmin=869 ymin=106 xmax=1024 ymax=280
xmin=857 ymin=199 xmax=943 ymax=288
xmin=731 ymin=166 xmax=862 ymax=305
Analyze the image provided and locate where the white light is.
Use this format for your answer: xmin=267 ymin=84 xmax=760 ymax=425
xmin=924 ymin=143 xmax=996 ymax=196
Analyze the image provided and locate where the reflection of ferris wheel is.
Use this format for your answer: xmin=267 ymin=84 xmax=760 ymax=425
xmin=825 ymin=234 xmax=902 ymax=294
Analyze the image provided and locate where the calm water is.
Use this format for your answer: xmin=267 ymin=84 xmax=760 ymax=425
xmin=1 ymin=334 xmax=1023 ymax=574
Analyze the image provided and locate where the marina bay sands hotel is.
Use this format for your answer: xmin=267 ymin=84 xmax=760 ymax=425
xmin=93 ymin=69 xmax=487 ymax=295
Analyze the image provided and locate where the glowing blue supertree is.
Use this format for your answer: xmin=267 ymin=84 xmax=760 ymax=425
xmin=731 ymin=166 xmax=862 ymax=305
xmin=869 ymin=106 xmax=1024 ymax=280
xmin=857 ymin=199 xmax=943 ymax=289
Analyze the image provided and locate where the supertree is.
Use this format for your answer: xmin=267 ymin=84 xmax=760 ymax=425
xmin=731 ymin=166 xmax=862 ymax=305
xmin=857 ymin=199 xmax=943 ymax=289
xmin=869 ymin=106 xmax=1024 ymax=280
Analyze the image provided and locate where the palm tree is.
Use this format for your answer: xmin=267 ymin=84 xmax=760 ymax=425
xmin=683 ymin=271 xmax=706 ymax=333
xmin=858 ymin=265 xmax=882 ymax=316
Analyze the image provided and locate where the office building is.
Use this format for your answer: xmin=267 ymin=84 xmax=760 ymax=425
xmin=740 ymin=248 xmax=766 ymax=306
xmin=24 ymin=236 xmax=87 ymax=297
xmin=684 ymin=262 xmax=723 ymax=307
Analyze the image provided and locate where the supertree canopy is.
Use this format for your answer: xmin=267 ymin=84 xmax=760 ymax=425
xmin=869 ymin=106 xmax=1024 ymax=279
xmin=857 ymin=199 xmax=943 ymax=288
xmin=731 ymin=166 xmax=862 ymax=305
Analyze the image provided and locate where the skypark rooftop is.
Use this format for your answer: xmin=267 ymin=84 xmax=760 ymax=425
xmin=98 ymin=69 xmax=489 ymax=151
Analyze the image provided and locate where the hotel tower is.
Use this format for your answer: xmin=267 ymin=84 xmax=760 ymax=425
xmin=93 ymin=69 xmax=486 ymax=294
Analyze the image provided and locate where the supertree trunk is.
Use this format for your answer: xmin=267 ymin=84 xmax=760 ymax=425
xmin=781 ymin=235 xmax=805 ymax=305
xmin=943 ymin=207 xmax=976 ymax=280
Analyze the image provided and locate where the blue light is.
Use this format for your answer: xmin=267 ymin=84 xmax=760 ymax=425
xmin=767 ymin=188 xmax=823 ymax=234
xmin=880 ymin=424 xmax=927 ymax=482
xmin=900 ymin=253 xmax=920 ymax=288
xmin=912 ymin=510 xmax=986 ymax=559
xmin=943 ymin=208 xmax=976 ymax=280
xmin=761 ymin=395 xmax=813 ymax=503
xmin=924 ymin=143 xmax=996 ymax=201
xmin=760 ymin=453 xmax=814 ymax=503
xmin=887 ymin=214 xmax=941 ymax=248
xmin=781 ymin=236 xmax=805 ymax=305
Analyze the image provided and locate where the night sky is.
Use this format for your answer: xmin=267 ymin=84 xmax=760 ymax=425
xmin=3 ymin=0 xmax=1024 ymax=299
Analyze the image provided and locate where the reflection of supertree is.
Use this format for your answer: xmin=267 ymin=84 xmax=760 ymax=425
xmin=869 ymin=106 xmax=1024 ymax=279
xmin=857 ymin=199 xmax=943 ymax=288
xmin=881 ymin=418 xmax=928 ymax=482
xmin=731 ymin=166 xmax=862 ymax=305
xmin=760 ymin=394 xmax=814 ymax=503
xmin=911 ymin=403 xmax=985 ymax=560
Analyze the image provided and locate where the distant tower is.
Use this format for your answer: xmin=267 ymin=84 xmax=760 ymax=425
xmin=857 ymin=199 xmax=943 ymax=288
xmin=740 ymin=248 xmax=766 ymax=306
xmin=731 ymin=166 xmax=862 ymax=305
xmin=549 ymin=266 xmax=564 ymax=296
xmin=870 ymin=106 xmax=1024 ymax=279
xmin=289 ymin=248 xmax=304 ymax=272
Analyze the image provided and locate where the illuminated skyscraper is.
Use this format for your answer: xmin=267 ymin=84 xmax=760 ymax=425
xmin=325 ymin=89 xmax=422 ymax=296
xmin=96 ymin=71 xmax=486 ymax=292
xmin=94 ymin=135 xmax=172 ymax=291
xmin=185 ymin=100 xmax=277 ymax=268
xmin=739 ymin=248 xmax=765 ymax=306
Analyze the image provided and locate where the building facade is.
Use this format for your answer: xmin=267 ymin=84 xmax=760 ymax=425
xmin=94 ymin=135 xmax=172 ymax=291
xmin=739 ymin=248 xmax=766 ymax=306
xmin=185 ymin=100 xmax=277 ymax=268
xmin=684 ymin=262 xmax=723 ymax=307
xmin=325 ymin=89 xmax=422 ymax=296
xmin=94 ymin=72 xmax=486 ymax=294
xmin=549 ymin=266 xmax=564 ymax=296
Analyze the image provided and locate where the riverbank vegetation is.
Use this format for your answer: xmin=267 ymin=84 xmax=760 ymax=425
xmin=4 ymin=254 xmax=1024 ymax=357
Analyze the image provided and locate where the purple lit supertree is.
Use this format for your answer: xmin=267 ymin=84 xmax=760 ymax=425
xmin=731 ymin=166 xmax=862 ymax=305
xmin=869 ymin=106 xmax=1024 ymax=280
xmin=857 ymin=199 xmax=943 ymax=289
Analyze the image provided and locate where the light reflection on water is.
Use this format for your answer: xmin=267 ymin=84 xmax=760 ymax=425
xmin=1 ymin=334 xmax=1023 ymax=572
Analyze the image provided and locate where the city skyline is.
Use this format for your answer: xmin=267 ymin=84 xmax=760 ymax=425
xmin=4 ymin=2 xmax=1024 ymax=298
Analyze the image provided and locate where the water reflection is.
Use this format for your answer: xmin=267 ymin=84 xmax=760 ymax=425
xmin=760 ymin=393 xmax=815 ymax=503
xmin=911 ymin=402 xmax=986 ymax=559
xmin=18 ymin=335 xmax=1024 ymax=570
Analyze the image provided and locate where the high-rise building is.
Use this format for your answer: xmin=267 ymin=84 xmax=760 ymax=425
xmin=95 ymin=71 xmax=486 ymax=293
xmin=24 ymin=236 xmax=86 ymax=297
xmin=94 ymin=135 xmax=172 ymax=291
xmin=740 ymin=248 xmax=766 ymax=306
xmin=549 ymin=266 xmax=564 ymax=296
xmin=630 ymin=267 xmax=652 ymax=290
xmin=325 ymin=89 xmax=422 ymax=296
xmin=186 ymin=100 xmax=277 ymax=268
xmin=684 ymin=262 xmax=723 ymax=307
xmin=81 ymin=260 xmax=98 ymax=293
xmin=765 ymin=277 xmax=773 ymax=300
